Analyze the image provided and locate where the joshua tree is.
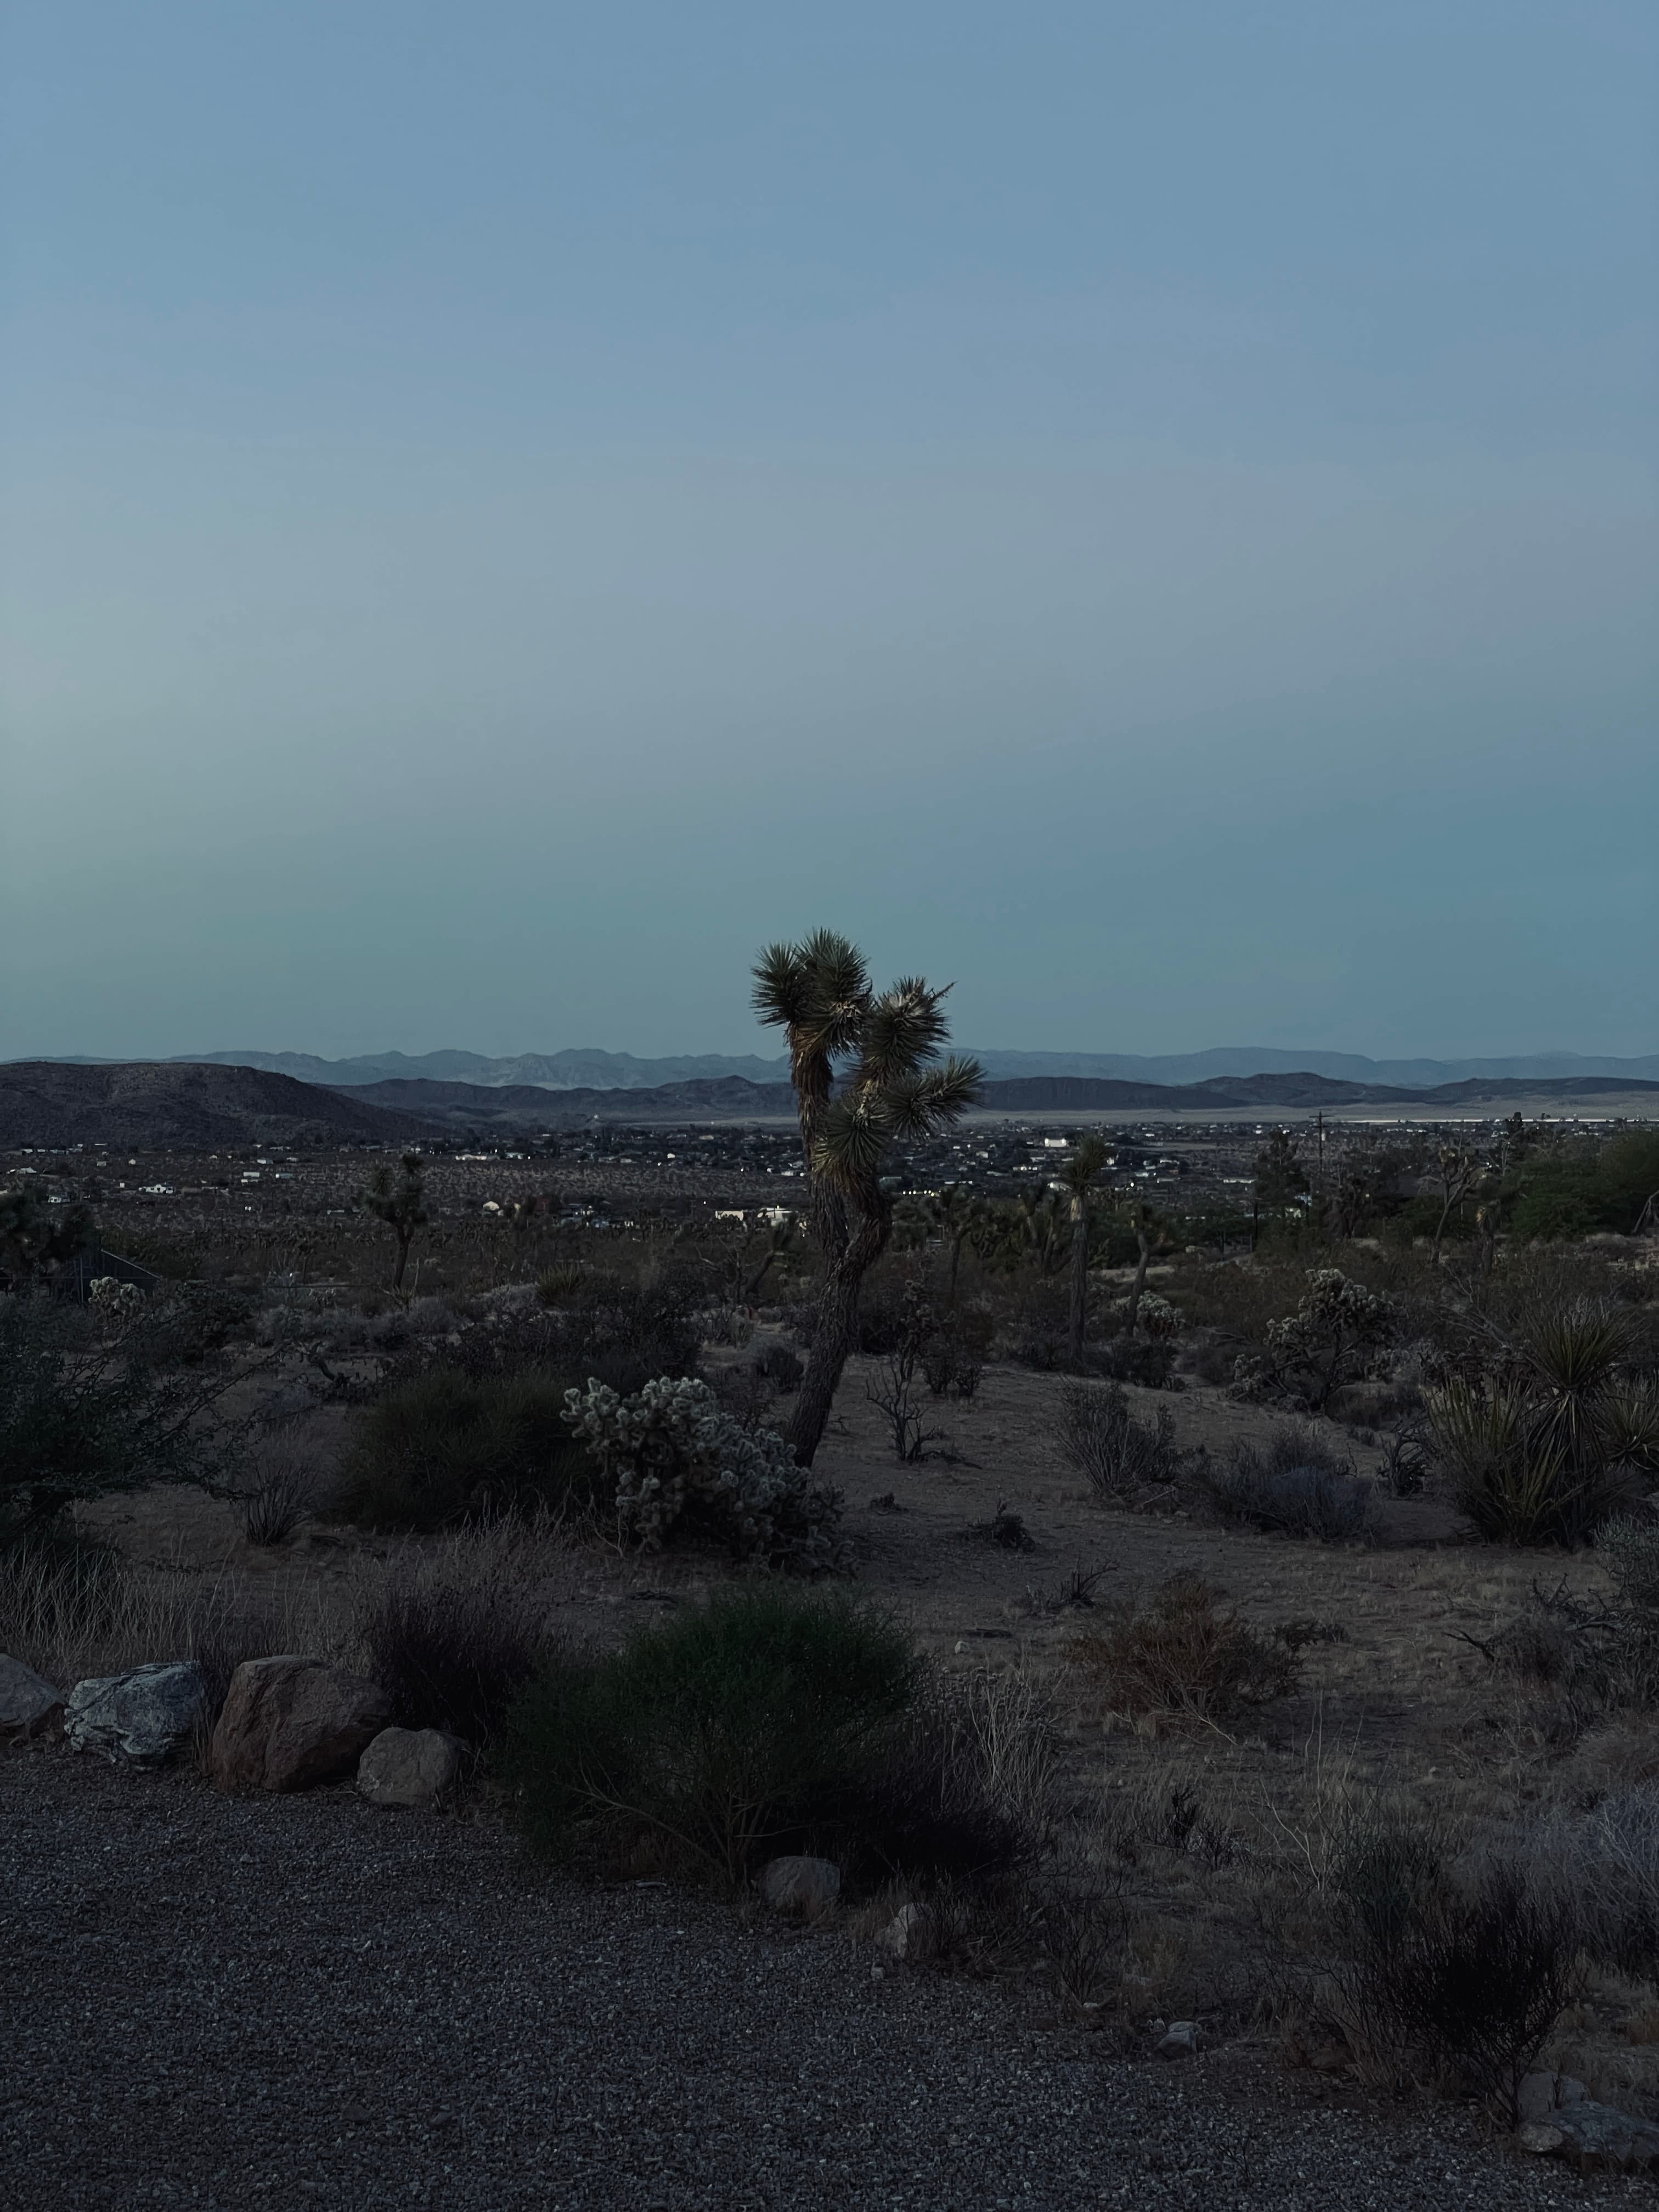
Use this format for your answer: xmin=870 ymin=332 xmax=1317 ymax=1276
xmin=1430 ymin=1143 xmax=1479 ymax=1267
xmin=1059 ymin=1137 xmax=1110 ymax=1367
xmin=1253 ymin=1127 xmax=1308 ymax=1219
xmin=1122 ymin=1198 xmax=1169 ymax=1334
xmin=744 ymin=1211 xmax=799 ymax=1300
xmin=753 ymin=930 xmax=981 ymax=1468
xmin=898 ymin=1181 xmax=988 ymax=1309
xmin=361 ymin=1152 xmax=428 ymax=1291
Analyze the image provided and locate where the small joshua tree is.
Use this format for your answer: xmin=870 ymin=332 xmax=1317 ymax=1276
xmin=362 ymin=1153 xmax=428 ymax=1292
xmin=1060 ymin=1137 xmax=1110 ymax=1368
xmin=753 ymin=930 xmax=981 ymax=1469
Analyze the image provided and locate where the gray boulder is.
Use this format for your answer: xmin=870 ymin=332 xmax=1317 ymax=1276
xmin=1551 ymin=2100 xmax=1659 ymax=2174
xmin=357 ymin=1726 xmax=463 ymax=1809
xmin=758 ymin=1855 xmax=840 ymax=1920
xmin=1156 ymin=2022 xmax=1200 ymax=2059
xmin=0 ymin=1655 xmax=64 ymax=1741
xmin=65 ymin=1662 xmax=206 ymax=1766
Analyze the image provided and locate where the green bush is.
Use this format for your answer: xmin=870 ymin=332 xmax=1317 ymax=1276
xmin=0 ymin=1290 xmax=239 ymax=1547
xmin=334 ymin=1365 xmax=591 ymax=1531
xmin=500 ymin=1584 xmax=920 ymax=1882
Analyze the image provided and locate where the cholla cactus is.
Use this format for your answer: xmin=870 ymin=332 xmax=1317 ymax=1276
xmin=88 ymin=1276 xmax=144 ymax=1327
xmin=1135 ymin=1291 xmax=1183 ymax=1340
xmin=1233 ymin=1268 xmax=1397 ymax=1410
xmin=562 ymin=1374 xmax=847 ymax=1571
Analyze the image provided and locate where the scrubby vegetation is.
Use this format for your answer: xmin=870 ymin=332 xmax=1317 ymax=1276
xmin=9 ymin=1000 xmax=1659 ymax=2155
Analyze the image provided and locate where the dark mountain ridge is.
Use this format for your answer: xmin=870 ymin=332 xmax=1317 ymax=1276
xmin=0 ymin=1063 xmax=429 ymax=1150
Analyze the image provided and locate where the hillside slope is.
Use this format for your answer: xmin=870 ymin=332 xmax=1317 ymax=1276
xmin=0 ymin=1063 xmax=430 ymax=1149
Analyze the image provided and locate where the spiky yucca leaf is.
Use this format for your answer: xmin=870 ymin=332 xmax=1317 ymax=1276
xmin=855 ymin=980 xmax=954 ymax=1087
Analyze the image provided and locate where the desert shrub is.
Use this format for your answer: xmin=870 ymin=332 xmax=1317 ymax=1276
xmin=562 ymin=1374 xmax=847 ymax=1570
xmin=334 ymin=1366 xmax=592 ymax=1532
xmin=0 ymin=1290 xmax=242 ymax=1548
xmin=1204 ymin=1426 xmax=1369 ymax=1541
xmin=1523 ymin=1785 xmax=1659 ymax=1978
xmin=356 ymin=1524 xmax=560 ymax=1746
xmin=501 ymin=1584 xmax=920 ymax=1881
xmin=1232 ymin=1269 xmax=1398 ymax=1412
xmin=1070 ymin=1576 xmax=1299 ymax=1731
xmin=1428 ymin=1299 xmax=1657 ymax=1543
xmin=235 ymin=1430 xmax=322 ymax=1548
xmin=1330 ymin=1841 xmax=1582 ymax=2119
xmin=1011 ymin=1327 xmax=1069 ymax=1374
xmin=1476 ymin=1511 xmax=1659 ymax=1717
xmin=395 ymin=1269 xmax=704 ymax=1399
xmin=1088 ymin=1335 xmax=1178 ymax=1389
xmin=1055 ymin=1381 xmax=1181 ymax=1499
xmin=754 ymin=1342 xmax=804 ymax=1392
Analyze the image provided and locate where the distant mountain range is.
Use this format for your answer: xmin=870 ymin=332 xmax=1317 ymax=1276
xmin=47 ymin=1045 xmax=1659 ymax=1091
xmin=6 ymin=1060 xmax=1658 ymax=1148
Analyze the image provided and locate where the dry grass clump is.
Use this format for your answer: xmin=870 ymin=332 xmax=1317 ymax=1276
xmin=0 ymin=1542 xmax=352 ymax=1717
xmin=1070 ymin=1575 xmax=1300 ymax=1734
xmin=353 ymin=1515 xmax=571 ymax=1746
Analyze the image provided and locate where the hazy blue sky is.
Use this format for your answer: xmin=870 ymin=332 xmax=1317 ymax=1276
xmin=3 ymin=3 xmax=1655 ymax=1062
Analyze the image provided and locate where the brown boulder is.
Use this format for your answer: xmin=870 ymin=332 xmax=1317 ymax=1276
xmin=211 ymin=1655 xmax=392 ymax=1792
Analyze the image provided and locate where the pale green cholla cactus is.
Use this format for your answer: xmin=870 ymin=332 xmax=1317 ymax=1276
xmin=562 ymin=1374 xmax=847 ymax=1571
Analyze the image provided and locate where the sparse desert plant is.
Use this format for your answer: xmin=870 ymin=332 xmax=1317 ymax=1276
xmin=355 ymin=1520 xmax=563 ymax=1746
xmin=1204 ymin=1426 xmax=1370 ymax=1541
xmin=562 ymin=1373 xmax=847 ymax=1570
xmin=1471 ymin=1510 xmax=1659 ymax=1717
xmin=864 ymin=1341 xmax=943 ymax=1463
xmin=501 ymin=1583 xmax=920 ymax=1882
xmin=1330 ymin=1845 xmax=1582 ymax=2120
xmin=1070 ymin=1575 xmax=1300 ymax=1733
xmin=1054 ymin=1381 xmax=1181 ymax=1499
xmin=237 ymin=1431 xmax=320 ymax=1548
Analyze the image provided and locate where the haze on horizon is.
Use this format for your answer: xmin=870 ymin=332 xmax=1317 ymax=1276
xmin=2 ymin=4 xmax=1655 ymax=1069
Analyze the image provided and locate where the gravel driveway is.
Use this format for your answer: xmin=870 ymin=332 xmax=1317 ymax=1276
xmin=1 ymin=1755 xmax=1633 ymax=2210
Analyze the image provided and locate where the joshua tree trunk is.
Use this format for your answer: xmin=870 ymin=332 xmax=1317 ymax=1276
xmin=1067 ymin=1206 xmax=1090 ymax=1367
xmin=1124 ymin=1217 xmax=1152 ymax=1334
xmin=787 ymin=1209 xmax=890 ymax=1468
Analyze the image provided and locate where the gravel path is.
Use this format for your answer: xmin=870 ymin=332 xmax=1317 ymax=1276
xmin=1 ymin=1755 xmax=1634 ymax=2210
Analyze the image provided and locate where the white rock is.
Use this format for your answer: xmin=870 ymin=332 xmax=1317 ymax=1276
xmin=874 ymin=1902 xmax=932 ymax=1960
xmin=65 ymin=1662 xmax=206 ymax=1766
xmin=1517 ymin=2123 xmax=1565 ymax=2156
xmin=758 ymin=1855 xmax=840 ymax=1920
xmin=357 ymin=1726 xmax=463 ymax=1808
xmin=1156 ymin=2022 xmax=1199 ymax=2058
xmin=0 ymin=1654 xmax=64 ymax=1740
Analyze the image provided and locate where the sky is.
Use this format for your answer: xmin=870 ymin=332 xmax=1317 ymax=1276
xmin=2 ymin=2 xmax=1655 ymax=1063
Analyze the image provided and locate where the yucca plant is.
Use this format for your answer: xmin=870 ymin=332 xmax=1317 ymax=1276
xmin=753 ymin=930 xmax=981 ymax=1467
xmin=1431 ymin=1300 xmax=1655 ymax=1543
